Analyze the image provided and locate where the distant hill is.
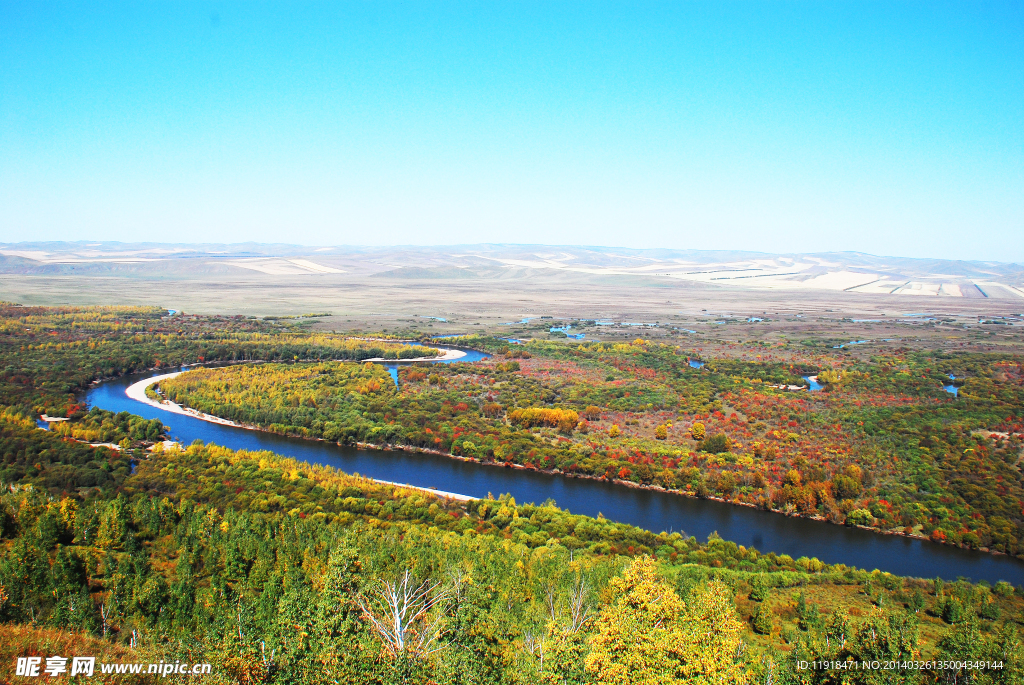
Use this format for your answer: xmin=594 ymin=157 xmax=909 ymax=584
xmin=1 ymin=242 xmax=1022 ymax=300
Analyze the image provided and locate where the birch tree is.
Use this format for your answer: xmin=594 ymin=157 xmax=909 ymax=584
xmin=357 ymin=570 xmax=451 ymax=659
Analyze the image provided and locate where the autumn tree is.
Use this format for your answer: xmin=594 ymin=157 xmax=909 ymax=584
xmin=585 ymin=557 xmax=746 ymax=685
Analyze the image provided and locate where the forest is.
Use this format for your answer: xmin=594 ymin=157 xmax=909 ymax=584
xmin=1 ymin=305 xmax=1023 ymax=684
xmin=157 ymin=334 xmax=1024 ymax=559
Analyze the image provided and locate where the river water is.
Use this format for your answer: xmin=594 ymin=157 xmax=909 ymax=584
xmin=85 ymin=366 xmax=1024 ymax=584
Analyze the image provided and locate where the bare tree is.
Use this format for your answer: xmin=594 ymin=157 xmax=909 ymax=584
xmin=545 ymin=583 xmax=557 ymax=623
xmin=523 ymin=629 xmax=546 ymax=671
xmin=356 ymin=570 xmax=451 ymax=658
xmin=566 ymin=574 xmax=593 ymax=633
xmin=99 ymin=602 xmax=109 ymax=638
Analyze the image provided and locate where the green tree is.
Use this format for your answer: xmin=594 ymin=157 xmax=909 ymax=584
xmin=749 ymin=574 xmax=770 ymax=602
xmin=752 ymin=602 xmax=773 ymax=635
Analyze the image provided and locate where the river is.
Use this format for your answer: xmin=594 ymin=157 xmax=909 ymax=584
xmin=85 ymin=365 xmax=1024 ymax=584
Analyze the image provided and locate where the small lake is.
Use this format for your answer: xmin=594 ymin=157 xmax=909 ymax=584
xmin=85 ymin=366 xmax=1024 ymax=584
xmin=944 ymin=374 xmax=959 ymax=397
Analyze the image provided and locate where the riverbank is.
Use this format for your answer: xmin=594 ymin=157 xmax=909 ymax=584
xmin=126 ymin=371 xmax=474 ymax=502
xmin=126 ymin=372 xmax=246 ymax=427
xmin=358 ymin=440 xmax=953 ymax=548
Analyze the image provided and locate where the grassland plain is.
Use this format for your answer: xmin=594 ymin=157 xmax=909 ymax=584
xmin=1 ymin=304 xmax=1024 ymax=684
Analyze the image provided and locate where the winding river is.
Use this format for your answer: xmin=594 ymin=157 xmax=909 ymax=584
xmin=85 ymin=358 xmax=1024 ymax=584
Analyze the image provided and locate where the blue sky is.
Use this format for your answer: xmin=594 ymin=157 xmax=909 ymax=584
xmin=1 ymin=2 xmax=1021 ymax=261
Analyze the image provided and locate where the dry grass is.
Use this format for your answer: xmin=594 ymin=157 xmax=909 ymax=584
xmin=0 ymin=624 xmax=161 ymax=684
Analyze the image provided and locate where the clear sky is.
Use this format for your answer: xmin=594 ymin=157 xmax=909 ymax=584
xmin=1 ymin=2 xmax=1021 ymax=261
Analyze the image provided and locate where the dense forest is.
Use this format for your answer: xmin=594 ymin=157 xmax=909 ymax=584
xmin=1 ymin=305 xmax=1023 ymax=684
xmin=158 ymin=334 xmax=1024 ymax=559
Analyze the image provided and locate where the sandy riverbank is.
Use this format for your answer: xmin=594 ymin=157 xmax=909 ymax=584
xmin=125 ymin=372 xmax=244 ymax=427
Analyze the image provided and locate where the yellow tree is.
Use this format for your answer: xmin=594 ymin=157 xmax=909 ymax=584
xmin=585 ymin=557 xmax=747 ymax=685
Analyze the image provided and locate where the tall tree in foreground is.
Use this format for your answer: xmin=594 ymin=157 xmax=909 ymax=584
xmin=585 ymin=557 xmax=747 ymax=685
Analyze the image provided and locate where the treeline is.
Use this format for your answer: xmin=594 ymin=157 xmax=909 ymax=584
xmin=0 ymin=410 xmax=135 ymax=495
xmin=0 ymin=304 xmax=435 ymax=418
xmin=52 ymin=408 xmax=165 ymax=446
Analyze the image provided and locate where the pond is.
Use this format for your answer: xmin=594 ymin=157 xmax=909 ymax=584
xmin=833 ymin=340 xmax=870 ymax=349
xmin=802 ymin=375 xmax=824 ymax=392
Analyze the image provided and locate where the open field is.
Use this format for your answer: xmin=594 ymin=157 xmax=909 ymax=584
xmin=0 ymin=244 xmax=1022 ymax=357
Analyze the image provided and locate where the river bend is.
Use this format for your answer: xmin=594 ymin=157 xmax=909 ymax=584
xmin=86 ymin=367 xmax=1024 ymax=584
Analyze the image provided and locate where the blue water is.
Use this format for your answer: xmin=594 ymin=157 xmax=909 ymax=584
xmin=833 ymin=340 xmax=870 ymax=349
xmin=688 ymin=359 xmax=705 ymax=369
xmin=379 ymin=347 xmax=492 ymax=388
xmin=802 ymin=376 xmax=824 ymax=392
xmin=944 ymin=374 xmax=959 ymax=397
xmin=85 ymin=367 xmax=1024 ymax=584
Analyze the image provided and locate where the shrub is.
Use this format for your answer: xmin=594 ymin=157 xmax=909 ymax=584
xmin=702 ymin=433 xmax=730 ymax=454
xmin=845 ymin=509 xmax=873 ymax=527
